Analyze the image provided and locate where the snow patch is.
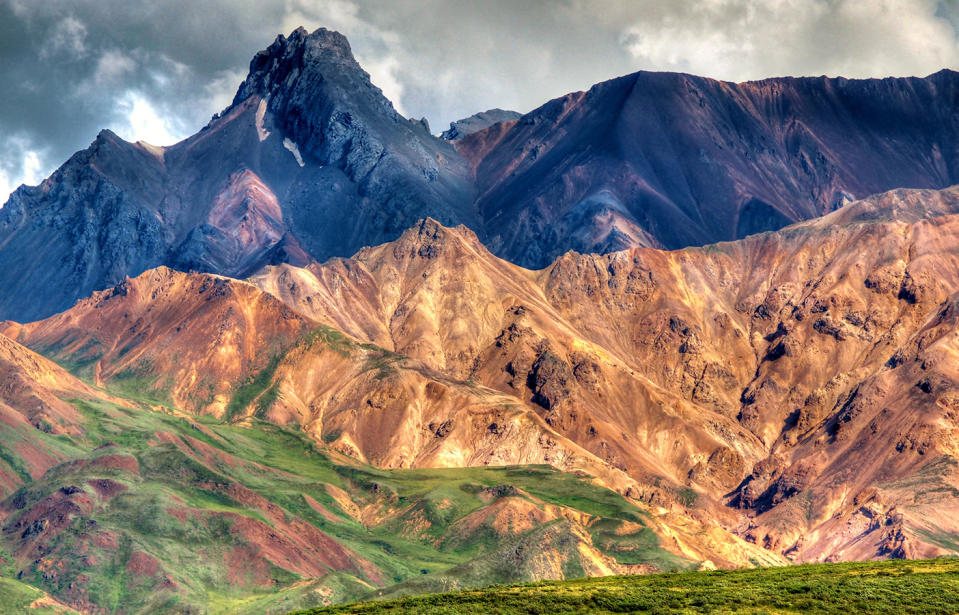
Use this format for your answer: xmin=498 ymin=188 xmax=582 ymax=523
xmin=255 ymin=98 xmax=270 ymax=142
xmin=283 ymin=138 xmax=305 ymax=167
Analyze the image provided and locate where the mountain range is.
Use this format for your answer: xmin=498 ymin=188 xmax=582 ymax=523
xmin=2 ymin=27 xmax=957 ymax=323
xmin=0 ymin=25 xmax=958 ymax=615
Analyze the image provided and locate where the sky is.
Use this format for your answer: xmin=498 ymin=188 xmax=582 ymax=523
xmin=2 ymin=0 xmax=958 ymax=204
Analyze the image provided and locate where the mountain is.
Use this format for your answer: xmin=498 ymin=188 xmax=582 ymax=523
xmin=1 ymin=267 xmax=311 ymax=412
xmin=3 ymin=262 xmax=781 ymax=569
xmin=0 ymin=27 xmax=474 ymax=323
xmin=1 ymin=27 xmax=957 ymax=321
xmin=242 ymin=185 xmax=959 ymax=563
xmin=2 ymin=23 xmax=959 ymax=613
xmin=459 ymin=69 xmax=959 ymax=266
xmin=0 ymin=281 xmax=778 ymax=614
xmin=8 ymin=186 xmax=959 ymax=571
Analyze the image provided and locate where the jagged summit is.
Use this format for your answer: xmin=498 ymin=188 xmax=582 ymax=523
xmin=378 ymin=217 xmax=484 ymax=261
xmin=227 ymin=26 xmax=459 ymax=181
xmin=231 ymin=26 xmax=397 ymax=121
xmin=0 ymin=27 xmax=475 ymax=323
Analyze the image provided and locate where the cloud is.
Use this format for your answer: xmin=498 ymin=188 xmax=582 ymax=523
xmin=1 ymin=0 xmax=957 ymax=206
xmin=0 ymin=135 xmax=46 ymax=207
xmin=113 ymin=91 xmax=184 ymax=146
xmin=93 ymin=50 xmax=137 ymax=84
xmin=42 ymin=15 xmax=88 ymax=58
xmin=619 ymin=0 xmax=959 ymax=81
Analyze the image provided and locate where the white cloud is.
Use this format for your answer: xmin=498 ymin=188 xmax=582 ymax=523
xmin=620 ymin=0 xmax=959 ymax=81
xmin=94 ymin=50 xmax=137 ymax=84
xmin=5 ymin=0 xmax=37 ymax=19
xmin=113 ymin=91 xmax=185 ymax=146
xmin=0 ymin=137 xmax=46 ymax=206
xmin=43 ymin=15 xmax=88 ymax=58
xmin=281 ymin=0 xmax=368 ymax=36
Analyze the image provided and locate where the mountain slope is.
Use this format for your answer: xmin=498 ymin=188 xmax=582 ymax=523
xmin=0 ymin=331 xmax=717 ymax=614
xmin=5 ymin=186 xmax=959 ymax=612
xmin=19 ymin=186 xmax=959 ymax=564
xmin=244 ymin=186 xmax=959 ymax=562
xmin=1 ymin=267 xmax=311 ymax=413
xmin=460 ymin=69 xmax=959 ymax=266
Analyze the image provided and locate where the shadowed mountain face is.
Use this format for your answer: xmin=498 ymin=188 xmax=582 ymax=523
xmin=459 ymin=69 xmax=959 ymax=266
xmin=1 ymin=27 xmax=958 ymax=322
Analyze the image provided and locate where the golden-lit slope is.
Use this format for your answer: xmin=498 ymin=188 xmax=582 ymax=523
xmin=2 ymin=267 xmax=310 ymax=415
xmin=250 ymin=220 xmax=768 ymax=499
xmin=248 ymin=186 xmax=959 ymax=562
xmin=4 ymin=248 xmax=780 ymax=569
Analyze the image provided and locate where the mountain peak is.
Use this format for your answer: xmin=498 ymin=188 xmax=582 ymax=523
xmin=360 ymin=218 xmax=484 ymax=262
xmin=231 ymin=26 xmax=370 ymax=109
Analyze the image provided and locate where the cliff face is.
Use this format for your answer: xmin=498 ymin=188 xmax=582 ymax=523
xmin=1 ymin=27 xmax=957 ymax=322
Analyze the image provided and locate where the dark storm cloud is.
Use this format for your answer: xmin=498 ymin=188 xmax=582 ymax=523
xmin=2 ymin=0 xmax=958 ymax=201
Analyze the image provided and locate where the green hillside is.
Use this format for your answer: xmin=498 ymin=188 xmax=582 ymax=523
xmin=0 ymin=393 xmax=687 ymax=614
xmin=291 ymin=558 xmax=959 ymax=615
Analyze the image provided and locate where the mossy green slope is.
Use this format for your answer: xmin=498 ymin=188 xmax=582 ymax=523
xmin=292 ymin=558 xmax=959 ymax=615
xmin=0 ymin=576 xmax=80 ymax=614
